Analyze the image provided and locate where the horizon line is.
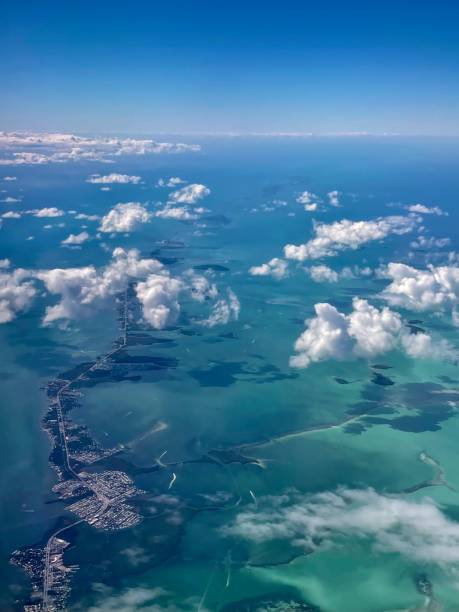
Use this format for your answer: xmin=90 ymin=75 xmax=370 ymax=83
xmin=2 ymin=129 xmax=459 ymax=139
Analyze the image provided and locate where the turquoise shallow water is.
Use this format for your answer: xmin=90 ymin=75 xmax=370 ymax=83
xmin=1 ymin=137 xmax=459 ymax=610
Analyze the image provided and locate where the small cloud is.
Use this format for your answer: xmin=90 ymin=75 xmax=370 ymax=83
xmin=169 ymin=183 xmax=210 ymax=204
xmin=61 ymin=231 xmax=90 ymax=246
xmin=249 ymin=258 xmax=288 ymax=279
xmin=32 ymin=207 xmax=65 ymax=218
xmin=306 ymin=264 xmax=373 ymax=282
xmin=327 ymin=190 xmax=341 ymax=207
xmin=2 ymin=211 xmax=21 ymax=219
xmin=406 ymin=204 xmax=447 ymax=216
xmin=157 ymin=176 xmax=186 ymax=188
xmin=410 ymin=235 xmax=450 ymax=249
xmin=74 ymin=213 xmax=100 ymax=221
xmin=296 ymin=190 xmax=318 ymax=205
xmin=1 ymin=196 xmax=21 ymax=203
xmin=154 ymin=206 xmax=199 ymax=221
xmin=87 ymin=173 xmax=142 ymax=184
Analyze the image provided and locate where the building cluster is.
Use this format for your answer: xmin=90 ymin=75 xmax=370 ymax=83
xmin=11 ymin=537 xmax=78 ymax=611
xmin=64 ymin=470 xmax=144 ymax=530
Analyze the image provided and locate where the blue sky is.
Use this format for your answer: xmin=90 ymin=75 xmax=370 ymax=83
xmin=2 ymin=0 xmax=459 ymax=134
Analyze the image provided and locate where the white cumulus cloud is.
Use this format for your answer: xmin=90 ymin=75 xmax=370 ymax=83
xmin=410 ymin=235 xmax=451 ymax=249
xmin=249 ymin=258 xmax=289 ymax=279
xmin=1 ymin=196 xmax=21 ymax=203
xmin=33 ymin=207 xmax=65 ymax=218
xmin=61 ymin=231 xmax=90 ymax=246
xmin=406 ymin=204 xmax=447 ymax=216
xmin=185 ymin=271 xmax=218 ymax=303
xmin=99 ymin=202 xmax=152 ymax=233
xmin=87 ymin=173 xmax=142 ymax=184
xmin=200 ymin=288 xmax=240 ymax=327
xmin=74 ymin=213 xmax=100 ymax=221
xmin=0 ymin=269 xmax=36 ymax=323
xmin=154 ymin=206 xmax=199 ymax=221
xmin=327 ymin=190 xmax=341 ymax=206
xmin=169 ymin=183 xmax=210 ymax=205
xmin=290 ymin=297 xmax=454 ymax=368
xmin=306 ymin=265 xmax=339 ymax=283
xmin=35 ymin=248 xmax=164 ymax=325
xmin=284 ymin=215 xmax=418 ymax=261
xmin=381 ymin=262 xmax=459 ymax=312
xmin=156 ymin=177 xmax=186 ymax=187
xmin=306 ymin=264 xmax=373 ymax=282
xmin=296 ymin=191 xmax=317 ymax=205
xmin=135 ymin=274 xmax=183 ymax=329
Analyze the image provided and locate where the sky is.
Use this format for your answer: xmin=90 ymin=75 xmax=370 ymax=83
xmin=2 ymin=0 xmax=459 ymax=135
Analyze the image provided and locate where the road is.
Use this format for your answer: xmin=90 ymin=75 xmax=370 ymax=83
xmin=42 ymin=290 xmax=128 ymax=610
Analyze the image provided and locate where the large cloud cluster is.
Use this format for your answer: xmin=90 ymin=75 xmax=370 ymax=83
xmin=0 ymin=250 xmax=241 ymax=331
xmin=99 ymin=202 xmax=152 ymax=233
xmin=381 ymin=263 xmax=459 ymax=312
xmin=290 ymin=298 xmax=454 ymax=368
xmin=35 ymin=248 xmax=164 ymax=325
xmin=0 ymin=132 xmax=201 ymax=165
xmin=284 ymin=216 xmax=418 ymax=261
xmin=224 ymin=487 xmax=459 ymax=566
